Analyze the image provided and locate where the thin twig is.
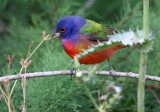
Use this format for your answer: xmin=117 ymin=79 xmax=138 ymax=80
xmin=7 ymin=90 xmax=11 ymax=112
xmin=22 ymin=67 xmax=27 ymax=111
xmin=8 ymin=64 xmax=10 ymax=76
xmin=147 ymin=86 xmax=160 ymax=104
xmin=25 ymin=35 xmax=49 ymax=61
xmin=9 ymin=34 xmax=49 ymax=99
xmin=145 ymin=84 xmax=160 ymax=89
xmin=10 ymin=99 xmax=15 ymax=112
xmin=0 ymin=70 xmax=160 ymax=82
xmin=0 ymin=86 xmax=8 ymax=103
xmin=9 ymin=66 xmax=23 ymax=99
xmin=0 ymin=86 xmax=10 ymax=111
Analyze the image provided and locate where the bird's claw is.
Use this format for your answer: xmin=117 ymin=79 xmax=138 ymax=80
xmin=109 ymin=69 xmax=116 ymax=79
xmin=70 ymin=68 xmax=77 ymax=80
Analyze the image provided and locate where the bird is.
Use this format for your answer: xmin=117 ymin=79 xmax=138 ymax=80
xmin=52 ymin=16 xmax=126 ymax=78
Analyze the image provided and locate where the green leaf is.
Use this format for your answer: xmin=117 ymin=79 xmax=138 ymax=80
xmin=76 ymin=29 xmax=154 ymax=59
xmin=139 ymin=39 xmax=154 ymax=53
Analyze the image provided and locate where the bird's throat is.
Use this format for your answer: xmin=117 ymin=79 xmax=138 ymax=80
xmin=61 ymin=38 xmax=81 ymax=58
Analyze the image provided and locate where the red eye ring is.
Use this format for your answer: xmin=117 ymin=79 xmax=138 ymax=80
xmin=60 ymin=27 xmax=65 ymax=32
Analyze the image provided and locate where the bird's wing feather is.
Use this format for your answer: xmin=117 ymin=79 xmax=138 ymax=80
xmin=80 ymin=19 xmax=117 ymax=42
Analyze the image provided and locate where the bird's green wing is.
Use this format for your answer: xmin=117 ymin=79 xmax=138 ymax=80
xmin=80 ymin=19 xmax=117 ymax=41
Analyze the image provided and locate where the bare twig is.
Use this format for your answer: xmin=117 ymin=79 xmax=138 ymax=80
xmin=0 ymin=70 xmax=160 ymax=82
xmin=9 ymin=66 xmax=23 ymax=100
xmin=0 ymin=94 xmax=2 ymax=101
xmin=0 ymin=86 xmax=8 ymax=103
xmin=0 ymin=86 xmax=10 ymax=111
xmin=145 ymin=84 xmax=160 ymax=89
xmin=9 ymin=33 xmax=49 ymax=99
xmin=22 ymin=67 xmax=27 ymax=112
xmin=147 ymin=86 xmax=160 ymax=104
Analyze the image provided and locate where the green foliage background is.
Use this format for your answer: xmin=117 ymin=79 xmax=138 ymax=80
xmin=0 ymin=0 xmax=160 ymax=112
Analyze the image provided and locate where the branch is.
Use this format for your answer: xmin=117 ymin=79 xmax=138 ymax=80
xmin=145 ymin=84 xmax=160 ymax=89
xmin=147 ymin=86 xmax=160 ymax=104
xmin=0 ymin=70 xmax=160 ymax=82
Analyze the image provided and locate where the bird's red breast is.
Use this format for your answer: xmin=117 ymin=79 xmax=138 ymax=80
xmin=61 ymin=35 xmax=126 ymax=64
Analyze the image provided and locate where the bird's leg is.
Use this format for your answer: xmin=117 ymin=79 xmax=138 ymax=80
xmin=70 ymin=67 xmax=77 ymax=80
xmin=107 ymin=59 xmax=116 ymax=78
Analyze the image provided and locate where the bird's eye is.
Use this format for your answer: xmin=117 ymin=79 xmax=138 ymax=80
xmin=60 ymin=27 xmax=65 ymax=32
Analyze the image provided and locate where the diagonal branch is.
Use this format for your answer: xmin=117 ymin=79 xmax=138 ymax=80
xmin=0 ymin=70 xmax=160 ymax=82
xmin=147 ymin=86 xmax=160 ymax=104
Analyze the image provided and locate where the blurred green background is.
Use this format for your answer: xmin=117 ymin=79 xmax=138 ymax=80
xmin=0 ymin=0 xmax=160 ymax=111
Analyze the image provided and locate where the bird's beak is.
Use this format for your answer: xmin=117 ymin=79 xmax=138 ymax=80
xmin=51 ymin=32 xmax=60 ymax=39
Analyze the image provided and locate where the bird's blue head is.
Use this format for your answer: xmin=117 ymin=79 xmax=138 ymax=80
xmin=52 ymin=16 xmax=86 ymax=40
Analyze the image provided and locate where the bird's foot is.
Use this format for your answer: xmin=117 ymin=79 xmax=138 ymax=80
xmin=109 ymin=69 xmax=116 ymax=79
xmin=70 ymin=68 xmax=77 ymax=80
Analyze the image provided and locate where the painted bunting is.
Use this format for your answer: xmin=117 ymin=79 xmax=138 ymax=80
xmin=52 ymin=16 xmax=126 ymax=78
